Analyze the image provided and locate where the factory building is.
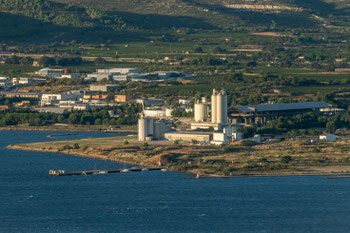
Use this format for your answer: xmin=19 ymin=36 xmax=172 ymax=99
xmin=138 ymin=116 xmax=166 ymax=141
xmin=230 ymin=101 xmax=332 ymax=125
xmin=165 ymin=132 xmax=213 ymax=143
xmin=191 ymin=89 xmax=228 ymax=130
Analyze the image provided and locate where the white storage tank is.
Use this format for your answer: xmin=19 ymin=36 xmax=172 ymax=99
xmin=194 ymin=103 xmax=207 ymax=122
xmin=211 ymin=89 xmax=217 ymax=123
xmin=222 ymin=91 xmax=228 ymax=123
xmin=216 ymin=93 xmax=223 ymax=123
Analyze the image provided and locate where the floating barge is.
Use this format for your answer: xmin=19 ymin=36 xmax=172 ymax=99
xmin=49 ymin=167 xmax=163 ymax=176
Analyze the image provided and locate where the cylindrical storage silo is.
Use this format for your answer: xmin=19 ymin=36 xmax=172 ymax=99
xmin=216 ymin=93 xmax=223 ymax=123
xmin=138 ymin=118 xmax=148 ymax=141
xmin=147 ymin=118 xmax=154 ymax=137
xmin=194 ymin=103 xmax=207 ymax=122
xmin=154 ymin=121 xmax=165 ymax=140
xmin=211 ymin=90 xmax=217 ymax=123
xmin=223 ymin=92 xmax=228 ymax=123
xmin=165 ymin=108 xmax=173 ymax=117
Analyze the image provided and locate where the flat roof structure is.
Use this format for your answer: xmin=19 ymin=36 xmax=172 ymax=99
xmin=230 ymin=101 xmax=332 ymax=125
xmin=234 ymin=101 xmax=331 ymax=113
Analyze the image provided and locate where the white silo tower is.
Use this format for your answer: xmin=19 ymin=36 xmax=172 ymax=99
xmin=216 ymin=92 xmax=223 ymax=123
xmin=211 ymin=89 xmax=217 ymax=123
xmin=138 ymin=117 xmax=148 ymax=141
xmin=222 ymin=90 xmax=228 ymax=123
xmin=194 ymin=102 xmax=208 ymax=122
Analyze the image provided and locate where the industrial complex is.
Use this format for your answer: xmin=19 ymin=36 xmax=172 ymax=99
xmin=138 ymin=89 xmax=241 ymax=145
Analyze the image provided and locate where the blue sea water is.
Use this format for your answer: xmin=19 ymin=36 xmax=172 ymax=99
xmin=1 ymin=131 xmax=350 ymax=233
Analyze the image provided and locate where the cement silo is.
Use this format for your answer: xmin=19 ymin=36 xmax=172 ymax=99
xmin=216 ymin=92 xmax=223 ymax=123
xmin=210 ymin=89 xmax=228 ymax=124
xmin=222 ymin=90 xmax=228 ymax=123
xmin=154 ymin=121 xmax=166 ymax=140
xmin=194 ymin=102 xmax=207 ymax=122
xmin=138 ymin=117 xmax=148 ymax=141
xmin=147 ymin=118 xmax=154 ymax=136
xmin=211 ymin=89 xmax=217 ymax=123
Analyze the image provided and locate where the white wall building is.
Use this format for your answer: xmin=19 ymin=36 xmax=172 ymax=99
xmin=143 ymin=109 xmax=166 ymax=118
xmin=319 ymin=134 xmax=337 ymax=141
xmin=97 ymin=68 xmax=139 ymax=74
xmin=41 ymin=94 xmax=83 ymax=106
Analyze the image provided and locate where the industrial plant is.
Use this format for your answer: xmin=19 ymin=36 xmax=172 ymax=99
xmin=138 ymin=88 xmax=241 ymax=145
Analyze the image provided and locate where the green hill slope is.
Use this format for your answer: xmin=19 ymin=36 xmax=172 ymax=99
xmin=1 ymin=0 xmax=350 ymax=43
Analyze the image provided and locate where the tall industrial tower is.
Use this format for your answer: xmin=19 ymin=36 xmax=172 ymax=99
xmin=211 ymin=89 xmax=228 ymax=124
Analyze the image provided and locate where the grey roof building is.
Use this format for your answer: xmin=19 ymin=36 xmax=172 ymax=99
xmin=230 ymin=101 xmax=332 ymax=125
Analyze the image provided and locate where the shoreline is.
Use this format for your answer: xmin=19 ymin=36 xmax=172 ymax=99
xmin=0 ymin=126 xmax=137 ymax=133
xmin=7 ymin=144 xmax=350 ymax=179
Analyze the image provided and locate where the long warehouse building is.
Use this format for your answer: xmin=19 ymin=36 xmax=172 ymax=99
xmin=229 ymin=101 xmax=333 ymax=125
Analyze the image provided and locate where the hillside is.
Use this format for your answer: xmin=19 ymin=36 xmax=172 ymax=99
xmin=1 ymin=0 xmax=350 ymax=43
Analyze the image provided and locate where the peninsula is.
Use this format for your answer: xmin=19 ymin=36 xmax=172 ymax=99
xmin=8 ymin=135 xmax=350 ymax=177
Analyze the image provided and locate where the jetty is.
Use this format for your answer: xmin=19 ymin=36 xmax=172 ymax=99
xmin=49 ymin=167 xmax=163 ymax=176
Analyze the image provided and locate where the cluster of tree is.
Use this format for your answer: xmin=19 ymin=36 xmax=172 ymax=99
xmin=4 ymin=56 xmax=34 ymax=65
xmin=257 ymin=113 xmax=349 ymax=135
xmin=0 ymin=0 xmax=126 ymax=29
xmin=39 ymin=56 xmax=83 ymax=66
xmin=0 ymin=104 xmax=142 ymax=127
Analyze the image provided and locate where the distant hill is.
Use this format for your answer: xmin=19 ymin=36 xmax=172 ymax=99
xmin=1 ymin=0 xmax=350 ymax=43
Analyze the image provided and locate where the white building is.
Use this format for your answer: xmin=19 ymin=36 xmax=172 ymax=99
xmin=41 ymin=94 xmax=83 ymax=106
xmin=211 ymin=132 xmax=228 ymax=145
xmin=319 ymin=134 xmax=337 ymax=141
xmin=143 ymin=109 xmax=166 ymax=118
xmin=178 ymin=98 xmax=191 ymax=105
xmin=37 ymin=68 xmax=65 ymax=77
xmin=97 ymin=68 xmax=138 ymax=74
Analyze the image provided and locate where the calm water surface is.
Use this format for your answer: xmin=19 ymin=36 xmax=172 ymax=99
xmin=1 ymin=131 xmax=350 ymax=233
